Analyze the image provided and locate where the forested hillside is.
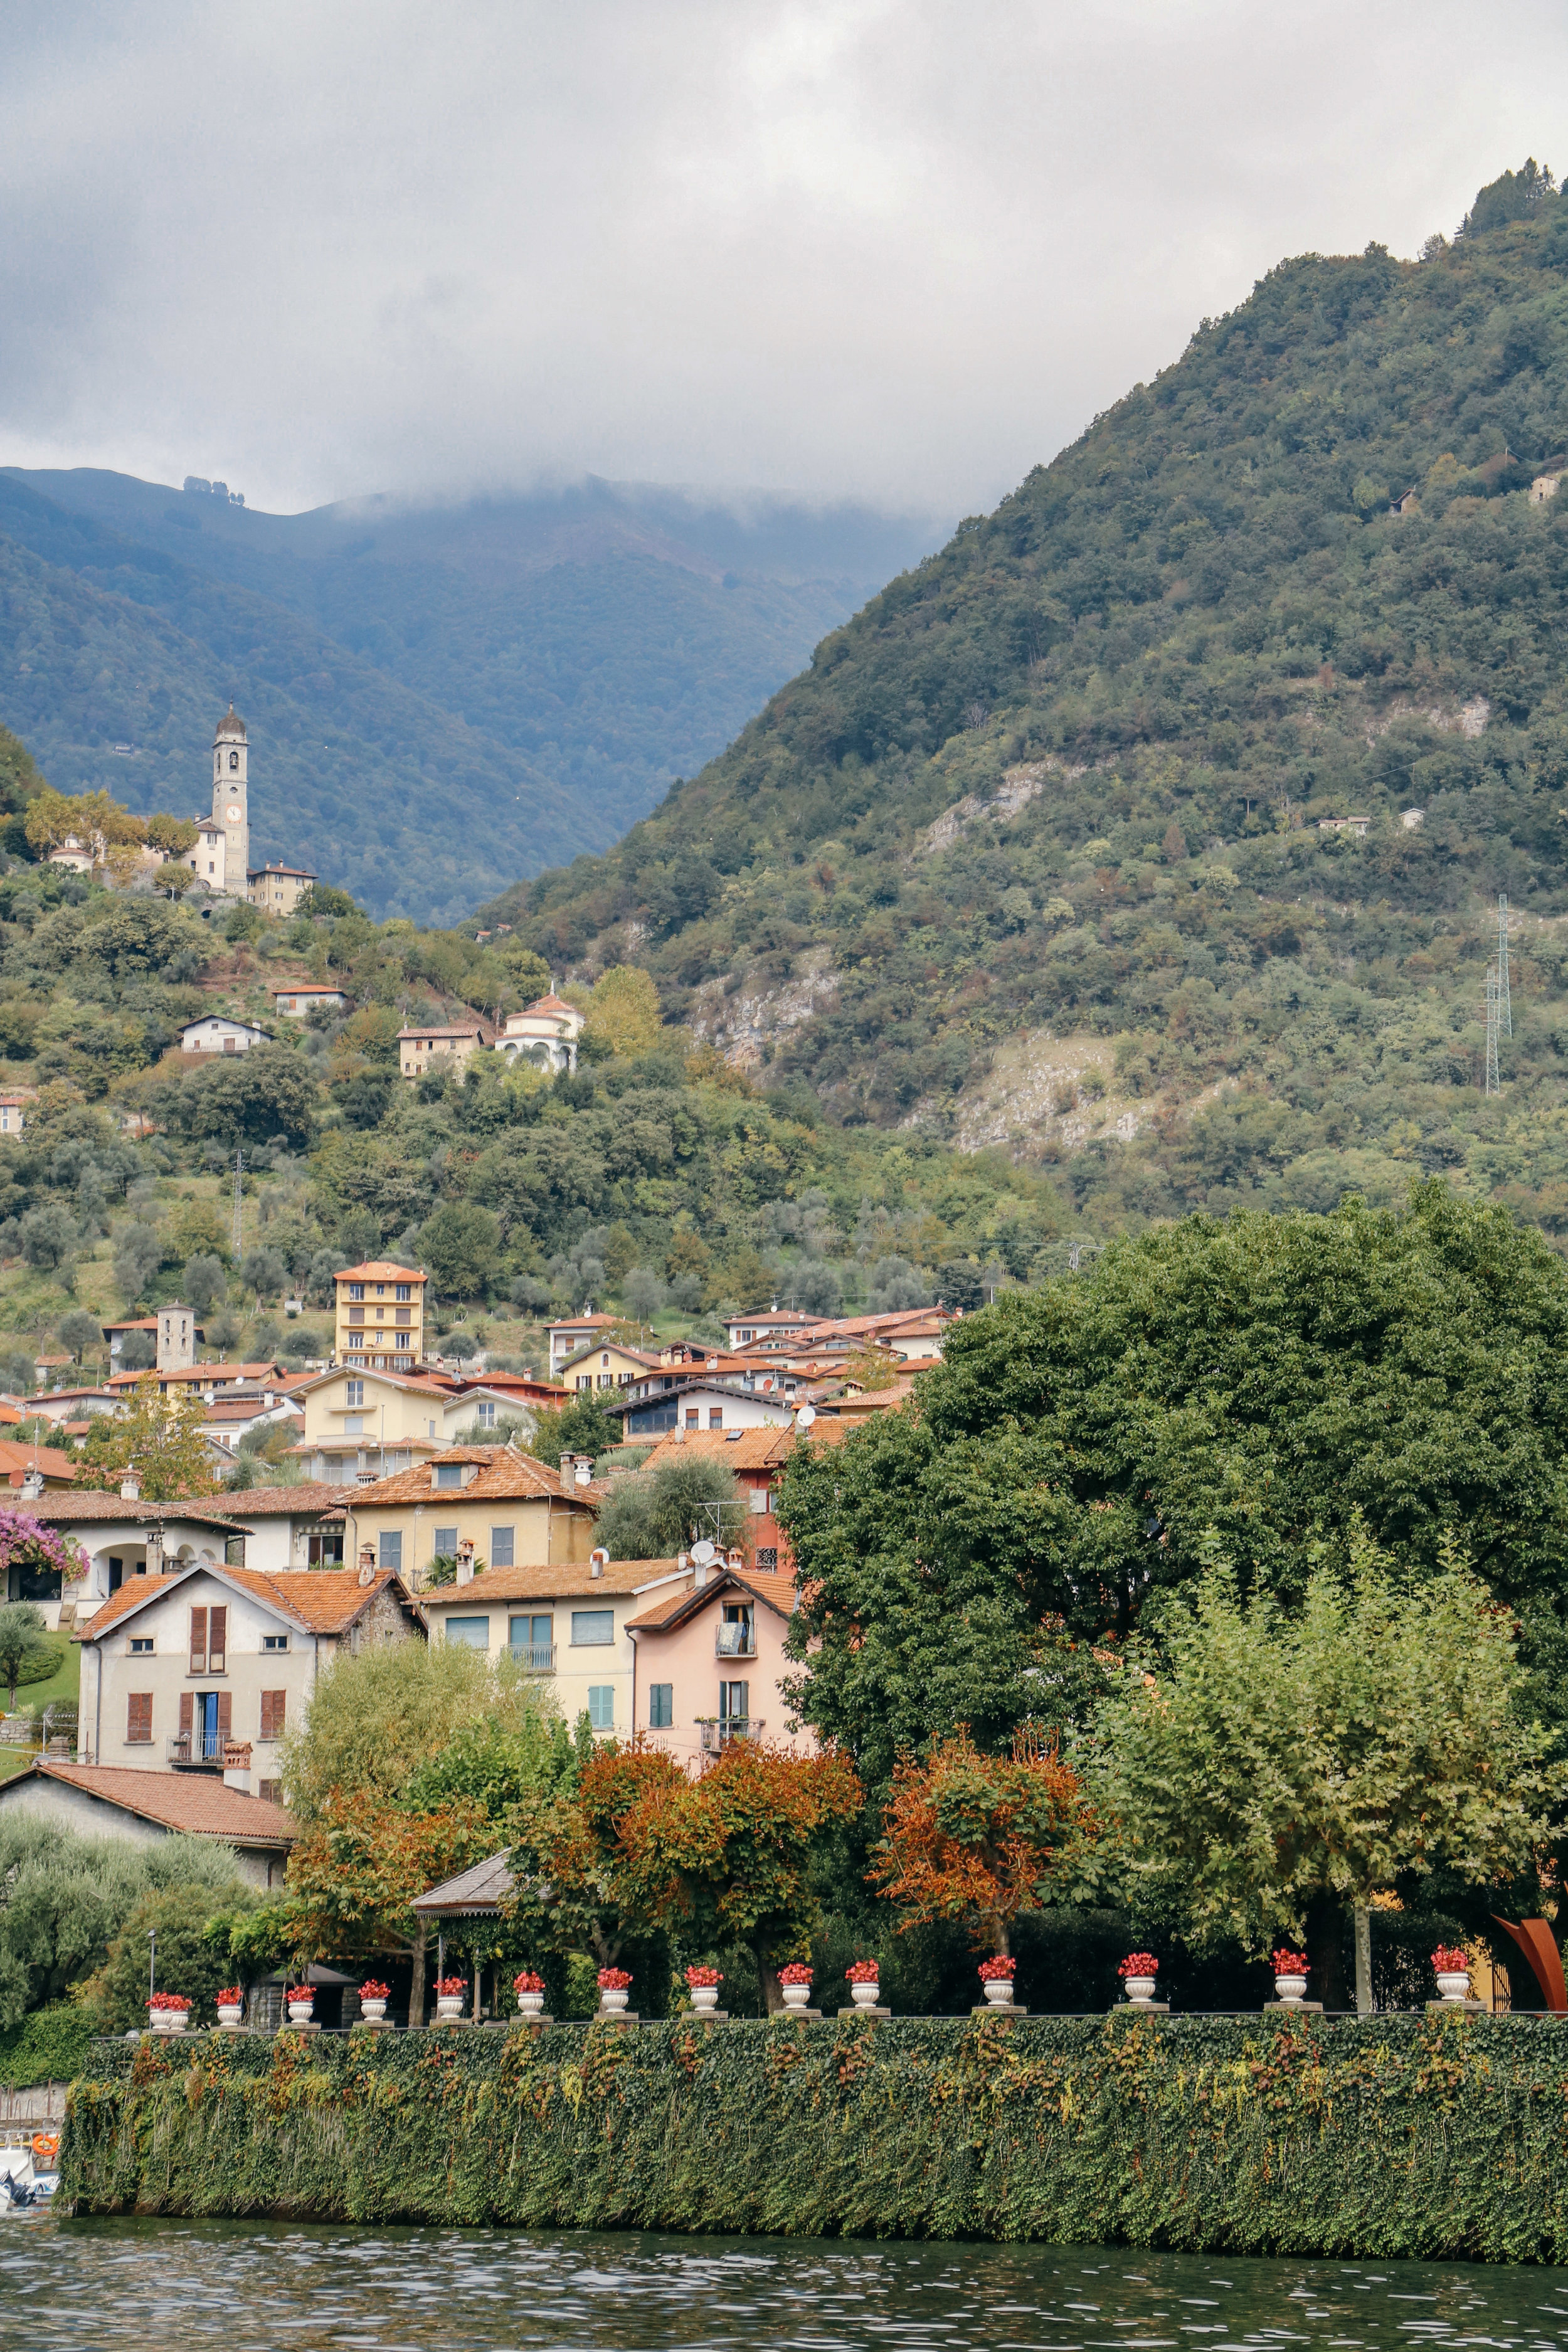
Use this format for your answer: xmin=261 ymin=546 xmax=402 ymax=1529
xmin=0 ymin=470 xmax=940 ymax=924
xmin=494 ymin=166 xmax=1568 ymax=1242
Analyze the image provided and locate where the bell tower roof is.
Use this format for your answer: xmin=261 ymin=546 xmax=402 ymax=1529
xmin=215 ymin=706 xmax=247 ymax=741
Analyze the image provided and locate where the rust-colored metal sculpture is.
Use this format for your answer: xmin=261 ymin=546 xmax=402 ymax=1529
xmin=1491 ymin=1916 xmax=1567 ymax=2012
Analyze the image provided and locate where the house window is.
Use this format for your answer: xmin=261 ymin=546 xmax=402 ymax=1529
xmin=601 ymin=1353 xmax=610 ymax=1368
xmin=396 ymin=1284 xmax=411 ymax=1301
xmin=490 ymin=1525 xmax=514 ymax=1567
xmin=446 ymin=1616 xmax=489 ymax=1649
xmin=748 ymin=1488 xmax=767 ymax=1515
xmin=434 ymin=1464 xmax=462 ymax=1489
xmin=719 ymin=1680 xmax=750 ymax=1725
xmin=346 ymin=1380 xmax=364 ymax=1406
xmin=433 ymin=1525 xmax=458 ymax=1556
xmin=575 ymin=1376 xmax=591 ymax=1393
xmin=129 ymin=1636 xmax=153 ymax=1655
xmin=587 ymin=1686 xmax=614 ymax=1730
xmin=259 ymin=1690 xmax=286 ymax=1740
xmin=262 ymin=1633 xmax=289 ymax=1651
xmin=510 ymin=1613 xmax=552 ymax=1666
xmin=597 ymin=1374 xmax=613 ymax=1390
xmin=477 ymin=1401 xmax=496 ymax=1427
xmin=379 ymin=1532 xmax=403 ymax=1572
xmin=127 ymin=1693 xmax=152 ymax=1742
xmin=342 ymin=1416 xmax=363 ymax=1436
xmin=756 ymin=1548 xmax=778 ymax=1571
xmin=685 ymin=1409 xmax=698 ymax=1429
xmin=395 ymin=1308 xmax=411 ymax=1327
xmin=348 ymin=1308 xmax=364 ymax=1325
xmin=257 ymin=1779 xmax=282 ymax=1804
xmin=649 ymin=1683 xmax=673 ymax=1729
xmin=571 ymin=1609 xmax=613 ymax=1646
xmin=708 ymin=1407 xmax=723 ymax=1429
xmin=348 ymin=1283 xmax=364 ymax=1301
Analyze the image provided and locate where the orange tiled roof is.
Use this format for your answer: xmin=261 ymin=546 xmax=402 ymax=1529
xmin=333 ymin=1262 xmax=427 ymax=1284
xmin=0 ymin=1440 xmax=75 ymax=1483
xmin=641 ymin=1426 xmax=796 ymax=1474
xmin=625 ymin=1562 xmax=797 ymax=1631
xmin=421 ymin=1557 xmax=681 ymax=1606
xmin=225 ymin=1482 xmax=349 ymax=1517
xmin=14 ymin=1760 xmax=295 ymax=1843
xmin=76 ymin=1565 xmax=415 ymax=1643
xmin=349 ymin=1446 xmax=601 ymax=1509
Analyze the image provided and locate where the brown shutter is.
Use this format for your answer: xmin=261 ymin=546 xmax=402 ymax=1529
xmin=189 ymin=1607 xmax=207 ymax=1673
xmin=216 ymin=1691 xmax=232 ymax=1741
xmin=127 ymin=1693 xmax=152 ymax=1743
xmin=178 ymin=1692 xmax=193 ymax=1734
xmin=260 ymin=1689 xmax=285 ymax=1740
xmin=208 ymin=1606 xmax=226 ymax=1673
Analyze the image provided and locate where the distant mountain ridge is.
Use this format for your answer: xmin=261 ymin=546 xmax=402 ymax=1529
xmin=0 ymin=468 xmax=946 ymax=922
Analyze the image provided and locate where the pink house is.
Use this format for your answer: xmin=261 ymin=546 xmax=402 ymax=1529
xmin=627 ymin=1559 xmax=809 ymax=1772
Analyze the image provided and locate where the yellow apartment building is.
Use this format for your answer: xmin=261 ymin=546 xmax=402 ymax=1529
xmin=334 ymin=1260 xmax=426 ymax=1371
xmin=344 ymin=1446 xmax=603 ymax=1589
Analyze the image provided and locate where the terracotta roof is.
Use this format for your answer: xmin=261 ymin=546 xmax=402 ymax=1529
xmin=334 ymin=1262 xmax=427 ymax=1284
xmin=107 ymin=1362 xmax=286 ymax=1391
xmin=351 ymin=1447 xmax=601 ymax=1509
xmin=548 ymin=1313 xmax=620 ymax=1332
xmin=8 ymin=1760 xmax=294 ymax=1845
xmin=421 ymin=1557 xmax=680 ymax=1606
xmin=0 ymin=1441 xmax=76 ymax=1483
xmin=225 ymin=1482 xmax=349 ymax=1518
xmin=11 ymin=1492 xmax=238 ymax=1530
xmin=77 ymin=1564 xmax=416 ymax=1642
xmin=626 ymin=1563 xmax=797 ymax=1632
xmin=201 ymin=1397 xmax=301 ymax=1423
xmin=818 ymin=1384 xmax=915 ymax=1411
xmin=291 ymin=1365 xmax=447 ymax=1399
xmin=522 ymin=993 xmax=579 ymax=1017
xmin=398 ymin=1021 xmax=491 ymax=1042
xmin=556 ymin=1341 xmax=662 ymax=1374
xmin=273 ymin=982 xmax=344 ymax=995
xmin=642 ymin=1426 xmax=796 ymax=1473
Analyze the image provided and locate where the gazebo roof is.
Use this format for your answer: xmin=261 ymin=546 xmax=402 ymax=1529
xmin=412 ymin=1850 xmax=517 ymax=1918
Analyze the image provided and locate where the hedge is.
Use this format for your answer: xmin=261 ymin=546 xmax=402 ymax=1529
xmin=0 ymin=2005 xmax=93 ymax=2090
xmin=56 ymin=2009 xmax=1568 ymax=2259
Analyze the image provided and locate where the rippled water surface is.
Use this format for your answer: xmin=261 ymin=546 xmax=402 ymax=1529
xmin=6 ymin=2218 xmax=1568 ymax=2352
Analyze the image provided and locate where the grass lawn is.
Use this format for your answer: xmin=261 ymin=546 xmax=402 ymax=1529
xmin=0 ymin=1631 xmax=83 ymax=1775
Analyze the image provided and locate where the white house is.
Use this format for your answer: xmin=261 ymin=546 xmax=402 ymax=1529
xmin=0 ymin=1760 xmax=295 ymax=1890
xmin=179 ymin=1015 xmax=268 ymax=1054
xmin=0 ymin=1093 xmax=32 ymax=1136
xmin=607 ymin=1379 xmax=796 ymax=1441
xmin=7 ymin=1491 xmax=246 ymax=1631
xmin=222 ymin=1483 xmax=350 ymax=1574
xmin=274 ymin=983 xmax=348 ymax=1018
xmin=497 ymin=992 xmax=584 ymax=1074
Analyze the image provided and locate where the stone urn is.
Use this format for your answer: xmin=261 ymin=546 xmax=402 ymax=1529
xmin=600 ymin=1986 xmax=630 ymax=2016
xmin=517 ymin=1988 xmax=545 ymax=2018
xmin=1436 ymin=1970 xmax=1471 ymax=2003
xmin=850 ymin=1979 xmax=881 ymax=2010
xmin=149 ymin=2007 xmax=189 ymax=2035
xmin=983 ymin=1977 xmax=1015 ymax=2008
xmin=435 ymin=1994 xmax=465 ymax=2022
xmin=287 ymin=1995 xmax=315 ymax=2026
xmin=359 ymin=1998 xmax=388 ymax=2024
xmin=1273 ymin=1972 xmax=1308 ymax=2006
xmin=216 ymin=2002 xmax=244 ymax=2029
xmin=1123 ymin=1974 xmax=1158 ymax=2005
xmin=691 ymin=1983 xmax=719 ymax=2014
xmin=781 ymin=1980 xmax=813 ymax=2012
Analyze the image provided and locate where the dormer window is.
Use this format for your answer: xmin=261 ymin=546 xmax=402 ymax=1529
xmin=433 ymin=1464 xmax=462 ymax=1489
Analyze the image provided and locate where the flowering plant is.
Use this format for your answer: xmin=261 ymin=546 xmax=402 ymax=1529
xmin=284 ymin=1986 xmax=314 ymax=2005
xmin=1433 ymin=1946 xmax=1470 ymax=1973
xmin=433 ymin=1976 xmax=467 ymax=1997
xmin=778 ymin=1963 xmax=814 ymax=1984
xmin=978 ymin=1956 xmax=1016 ymax=1981
xmin=215 ymin=1988 xmax=245 ymax=2006
xmin=512 ymin=1969 xmax=545 ymax=1993
xmin=685 ymin=1965 xmax=723 ymax=1987
xmin=846 ymin=1959 xmax=881 ymax=1984
xmin=1118 ymin=1952 xmax=1159 ymax=1978
xmin=358 ymin=1981 xmax=390 ymax=2001
xmin=147 ymin=1991 xmax=191 ymax=2011
xmin=1271 ymin=1951 xmax=1308 ymax=1974
xmin=597 ymin=1966 xmax=633 ymax=1990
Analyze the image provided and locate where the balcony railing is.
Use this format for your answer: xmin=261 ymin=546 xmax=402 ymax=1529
xmin=699 ymin=1717 xmax=763 ymax=1754
xmin=169 ymin=1732 xmax=251 ymax=1768
xmin=509 ymin=1643 xmax=556 ymax=1672
xmin=715 ymin=1624 xmax=756 ymax=1658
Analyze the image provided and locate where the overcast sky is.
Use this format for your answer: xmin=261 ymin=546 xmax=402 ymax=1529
xmin=4 ymin=0 xmax=1567 ymax=520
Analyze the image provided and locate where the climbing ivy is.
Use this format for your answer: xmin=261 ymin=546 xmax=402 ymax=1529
xmin=59 ymin=2010 xmax=1568 ymax=2258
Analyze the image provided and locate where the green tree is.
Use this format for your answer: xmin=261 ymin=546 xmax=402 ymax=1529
xmin=178 ymin=1045 xmax=317 ymax=1149
xmin=56 ymin=1308 xmax=102 ymax=1365
xmin=527 ymin=1390 xmax=620 ymax=1464
xmin=418 ymin=1202 xmax=501 ymax=1300
xmin=77 ymin=1374 xmax=216 ymax=1500
xmin=0 ymin=1604 xmax=52 ymax=1711
xmin=279 ymin=1638 xmax=548 ymax=1821
xmin=77 ymin=1879 xmax=261 ymax=2033
xmin=1093 ymin=1528 xmax=1559 ymax=2003
xmin=0 ymin=1820 xmax=245 ymax=2027
xmin=584 ymin=966 xmax=662 ymax=1058
xmin=594 ymin=1455 xmax=744 ymax=1560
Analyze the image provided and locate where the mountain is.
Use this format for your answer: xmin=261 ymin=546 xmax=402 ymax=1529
xmin=0 ymin=469 xmax=945 ymax=921
xmin=489 ymin=167 xmax=1568 ymax=1245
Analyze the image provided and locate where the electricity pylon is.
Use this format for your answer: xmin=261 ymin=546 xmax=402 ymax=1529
xmin=1484 ymin=967 xmax=1502 ymax=1096
xmin=1498 ymin=893 xmax=1513 ymax=1039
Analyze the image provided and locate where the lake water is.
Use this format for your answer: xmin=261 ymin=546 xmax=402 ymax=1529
xmin=6 ymin=2216 xmax=1568 ymax=2352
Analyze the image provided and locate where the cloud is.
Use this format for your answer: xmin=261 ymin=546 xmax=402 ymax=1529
xmin=4 ymin=0 xmax=1565 ymax=515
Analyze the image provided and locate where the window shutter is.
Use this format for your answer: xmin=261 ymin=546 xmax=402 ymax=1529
xmin=179 ymin=1692 xmax=193 ymax=1735
xmin=208 ymin=1606 xmax=226 ymax=1673
xmin=260 ymin=1690 xmax=285 ymax=1740
xmin=216 ymin=1691 xmax=232 ymax=1740
xmin=127 ymin=1693 xmax=152 ymax=1742
xmin=189 ymin=1607 xmax=207 ymax=1673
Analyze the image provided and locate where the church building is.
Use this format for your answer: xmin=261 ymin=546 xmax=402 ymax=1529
xmin=185 ymin=708 xmax=251 ymax=896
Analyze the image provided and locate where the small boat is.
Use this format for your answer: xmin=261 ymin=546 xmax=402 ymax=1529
xmin=0 ymin=2134 xmax=58 ymax=2210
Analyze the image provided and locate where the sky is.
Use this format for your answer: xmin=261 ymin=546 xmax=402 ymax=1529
xmin=5 ymin=0 xmax=1568 ymax=521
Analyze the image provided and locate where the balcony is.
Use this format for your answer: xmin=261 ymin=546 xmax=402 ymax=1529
xmin=699 ymin=1717 xmax=763 ymax=1754
xmin=169 ymin=1733 xmax=252 ymax=1770
xmin=714 ymin=1624 xmax=756 ymax=1659
xmin=509 ymin=1643 xmax=556 ymax=1673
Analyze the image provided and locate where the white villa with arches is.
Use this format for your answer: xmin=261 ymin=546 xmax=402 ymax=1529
xmin=497 ymin=991 xmax=584 ymax=1073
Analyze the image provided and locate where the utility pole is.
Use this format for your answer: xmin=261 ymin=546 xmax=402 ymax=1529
xmin=1484 ymin=967 xmax=1502 ymax=1096
xmin=1497 ymin=892 xmax=1513 ymax=1038
xmin=231 ymin=1148 xmax=244 ymax=1256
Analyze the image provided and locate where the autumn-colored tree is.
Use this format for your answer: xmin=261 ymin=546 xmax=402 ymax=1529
xmin=282 ymin=1792 xmax=492 ymax=2020
xmin=76 ymin=1374 xmax=218 ymax=1500
xmin=613 ymin=1740 xmax=863 ymax=2009
xmin=503 ymin=1740 xmax=686 ymax=1970
xmin=23 ymin=786 xmax=145 ymax=861
xmin=869 ymin=1727 xmax=1096 ymax=1957
xmin=844 ymin=1339 xmax=903 ymax=1389
xmin=583 ymin=965 xmax=663 ymax=1059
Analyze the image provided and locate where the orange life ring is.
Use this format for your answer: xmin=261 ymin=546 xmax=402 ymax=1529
xmin=29 ymin=2133 xmax=58 ymax=2164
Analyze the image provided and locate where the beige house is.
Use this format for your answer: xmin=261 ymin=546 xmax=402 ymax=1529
xmin=345 ymin=1445 xmax=603 ymax=1589
xmin=290 ymin=1363 xmax=451 ymax=1481
xmin=0 ymin=1093 xmax=30 ymax=1136
xmin=74 ymin=1564 xmax=423 ymax=1794
xmin=274 ymin=983 xmax=348 ymax=1018
xmin=559 ymin=1338 xmax=660 ymax=1394
xmin=333 ymin=1259 xmax=427 ymax=1369
xmin=421 ymin=1555 xmax=681 ymax=1737
xmin=248 ymin=861 xmax=315 ymax=915
xmin=180 ymin=1014 xmax=269 ymax=1054
xmin=398 ymin=1019 xmax=492 ymax=1079
xmin=548 ymin=1311 xmax=624 ymax=1374
xmin=497 ymin=991 xmax=583 ymax=1074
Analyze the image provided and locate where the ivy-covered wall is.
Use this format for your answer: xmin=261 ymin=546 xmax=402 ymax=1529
xmin=59 ymin=2011 xmax=1568 ymax=2259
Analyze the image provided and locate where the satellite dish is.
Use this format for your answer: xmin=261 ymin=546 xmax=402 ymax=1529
xmin=795 ymin=1404 xmax=816 ymax=1428
xmin=691 ymin=1539 xmax=717 ymax=1565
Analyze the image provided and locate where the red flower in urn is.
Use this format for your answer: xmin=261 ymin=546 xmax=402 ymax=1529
xmin=597 ymin=1967 xmax=633 ymax=1991
xmin=978 ymin=1957 xmax=1017 ymax=1982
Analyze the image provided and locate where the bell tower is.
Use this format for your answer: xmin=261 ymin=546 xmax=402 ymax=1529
xmin=212 ymin=706 xmax=250 ymax=894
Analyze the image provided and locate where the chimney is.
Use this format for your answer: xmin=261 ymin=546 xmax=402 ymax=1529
xmin=559 ymin=1453 xmax=574 ymax=1483
xmin=694 ymin=1558 xmax=710 ymax=1589
xmin=590 ymin=1546 xmax=608 ymax=1580
xmin=575 ymin=1459 xmax=592 ymax=1489
xmin=20 ymin=1469 xmax=43 ymax=1502
xmin=455 ymin=1540 xmax=475 ymax=1587
xmin=120 ymin=1470 xmax=141 ymax=1501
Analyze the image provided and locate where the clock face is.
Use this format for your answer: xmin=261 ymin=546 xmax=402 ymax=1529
xmin=225 ymin=804 xmax=241 ymax=822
